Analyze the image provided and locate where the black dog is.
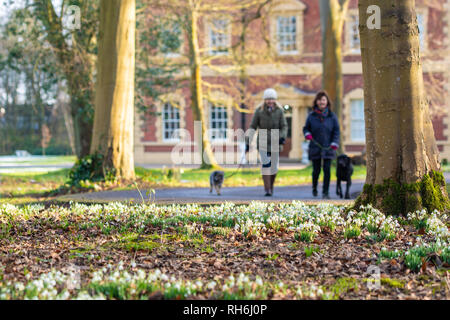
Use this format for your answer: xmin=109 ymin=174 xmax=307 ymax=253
xmin=209 ymin=171 xmax=225 ymax=196
xmin=336 ymin=154 xmax=353 ymax=199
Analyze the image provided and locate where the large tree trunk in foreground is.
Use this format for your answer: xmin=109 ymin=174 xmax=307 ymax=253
xmin=319 ymin=0 xmax=348 ymax=153
xmin=355 ymin=0 xmax=448 ymax=215
xmin=90 ymin=0 xmax=135 ymax=180
xmin=187 ymin=9 xmax=219 ymax=169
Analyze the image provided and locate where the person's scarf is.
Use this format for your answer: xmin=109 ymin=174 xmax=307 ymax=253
xmin=265 ymin=103 xmax=274 ymax=113
xmin=314 ymin=106 xmax=329 ymax=122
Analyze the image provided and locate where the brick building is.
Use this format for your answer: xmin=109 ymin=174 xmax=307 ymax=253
xmin=135 ymin=0 xmax=450 ymax=165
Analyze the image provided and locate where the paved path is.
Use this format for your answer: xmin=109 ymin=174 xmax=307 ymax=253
xmin=58 ymin=181 xmax=365 ymax=205
xmin=56 ymin=172 xmax=450 ymax=205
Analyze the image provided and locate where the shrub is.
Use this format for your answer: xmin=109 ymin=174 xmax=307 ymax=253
xmin=68 ymin=153 xmax=117 ymax=187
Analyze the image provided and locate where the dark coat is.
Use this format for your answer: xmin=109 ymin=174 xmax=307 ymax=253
xmin=303 ymin=108 xmax=340 ymax=160
xmin=246 ymin=102 xmax=288 ymax=152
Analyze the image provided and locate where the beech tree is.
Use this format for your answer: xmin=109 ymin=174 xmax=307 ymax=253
xmin=90 ymin=0 xmax=136 ymax=180
xmin=319 ymin=0 xmax=349 ymax=152
xmin=355 ymin=0 xmax=449 ymax=215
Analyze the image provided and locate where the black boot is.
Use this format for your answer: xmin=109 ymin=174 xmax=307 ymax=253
xmin=263 ymin=175 xmax=272 ymax=196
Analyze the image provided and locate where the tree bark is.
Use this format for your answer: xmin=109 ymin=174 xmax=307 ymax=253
xmin=319 ymin=0 xmax=348 ymax=153
xmin=90 ymin=0 xmax=136 ymax=180
xmin=356 ymin=0 xmax=449 ymax=215
xmin=187 ymin=8 xmax=219 ymax=169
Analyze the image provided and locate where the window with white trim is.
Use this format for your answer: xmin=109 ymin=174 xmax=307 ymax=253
xmin=350 ymin=99 xmax=365 ymax=142
xmin=276 ymin=16 xmax=297 ymax=54
xmin=347 ymin=13 xmax=360 ymax=53
xmin=209 ymin=104 xmax=228 ymax=141
xmin=162 ymin=103 xmax=180 ymax=142
xmin=209 ymin=19 xmax=229 ymax=55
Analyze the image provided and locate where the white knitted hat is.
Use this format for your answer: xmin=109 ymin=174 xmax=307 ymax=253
xmin=263 ymin=88 xmax=277 ymax=100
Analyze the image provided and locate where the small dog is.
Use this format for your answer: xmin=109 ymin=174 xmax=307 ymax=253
xmin=336 ymin=154 xmax=354 ymax=199
xmin=209 ymin=171 xmax=225 ymax=196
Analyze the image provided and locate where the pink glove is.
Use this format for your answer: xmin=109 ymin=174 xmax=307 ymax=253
xmin=331 ymin=144 xmax=338 ymax=151
xmin=305 ymin=134 xmax=313 ymax=141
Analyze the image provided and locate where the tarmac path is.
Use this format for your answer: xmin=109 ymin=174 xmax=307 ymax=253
xmin=58 ymin=181 xmax=365 ymax=205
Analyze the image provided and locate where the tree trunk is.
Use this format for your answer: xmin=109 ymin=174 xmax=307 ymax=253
xmin=319 ymin=0 xmax=348 ymax=153
xmin=90 ymin=0 xmax=136 ymax=180
xmin=187 ymin=9 xmax=219 ymax=169
xmin=355 ymin=0 xmax=449 ymax=215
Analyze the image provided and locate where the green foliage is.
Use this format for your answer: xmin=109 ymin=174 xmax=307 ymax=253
xmin=379 ymin=248 xmax=403 ymax=260
xmin=343 ymin=226 xmax=361 ymax=239
xmin=441 ymin=247 xmax=450 ymax=264
xmin=404 ymin=253 xmax=423 ymax=272
xmin=325 ymin=278 xmax=359 ymax=300
xmin=31 ymin=145 xmax=74 ymax=156
xmin=380 ymin=278 xmax=405 ymax=289
xmin=0 ymin=6 xmax=67 ymax=155
xmin=265 ymin=253 xmax=279 ymax=261
xmin=294 ymin=231 xmax=315 ymax=243
xmin=304 ymin=245 xmax=320 ymax=258
xmin=68 ymin=153 xmax=117 ymax=187
xmin=116 ymin=234 xmax=161 ymax=252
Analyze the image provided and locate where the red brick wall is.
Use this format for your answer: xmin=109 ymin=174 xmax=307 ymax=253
xmin=141 ymin=0 xmax=449 ymax=155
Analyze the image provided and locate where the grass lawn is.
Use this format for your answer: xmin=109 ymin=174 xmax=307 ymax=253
xmin=0 ymin=201 xmax=448 ymax=300
xmin=0 ymin=169 xmax=71 ymax=204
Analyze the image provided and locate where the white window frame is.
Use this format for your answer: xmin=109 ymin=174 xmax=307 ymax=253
xmin=350 ymin=99 xmax=365 ymax=142
xmin=162 ymin=103 xmax=181 ymax=142
xmin=208 ymin=18 xmax=231 ymax=56
xmin=276 ymin=15 xmax=298 ymax=55
xmin=209 ymin=104 xmax=228 ymax=142
xmin=269 ymin=0 xmax=306 ymax=57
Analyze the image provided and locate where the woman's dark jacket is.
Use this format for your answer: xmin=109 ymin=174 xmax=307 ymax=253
xmin=303 ymin=108 xmax=340 ymax=160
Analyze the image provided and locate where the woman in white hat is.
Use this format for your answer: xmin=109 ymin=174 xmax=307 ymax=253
xmin=245 ymin=88 xmax=288 ymax=196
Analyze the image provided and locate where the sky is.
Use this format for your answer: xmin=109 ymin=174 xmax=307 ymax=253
xmin=0 ymin=0 xmax=24 ymax=20
xmin=0 ymin=0 xmax=63 ymax=21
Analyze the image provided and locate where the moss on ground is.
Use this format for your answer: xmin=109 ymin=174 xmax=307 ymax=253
xmin=326 ymin=278 xmax=359 ymax=299
xmin=381 ymin=278 xmax=406 ymax=289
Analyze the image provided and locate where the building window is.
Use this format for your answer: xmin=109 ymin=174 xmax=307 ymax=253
xmin=276 ymin=16 xmax=297 ymax=54
xmin=347 ymin=13 xmax=360 ymax=53
xmin=417 ymin=12 xmax=426 ymax=51
xmin=209 ymin=104 xmax=228 ymax=141
xmin=162 ymin=103 xmax=180 ymax=142
xmin=346 ymin=11 xmax=425 ymax=53
xmin=209 ymin=19 xmax=229 ymax=55
xmin=350 ymin=99 xmax=365 ymax=142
